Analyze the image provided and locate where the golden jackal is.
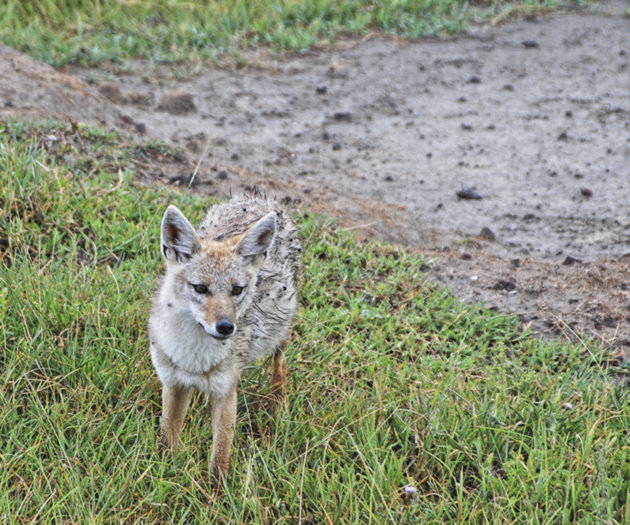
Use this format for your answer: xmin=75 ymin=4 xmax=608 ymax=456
xmin=148 ymin=195 xmax=301 ymax=482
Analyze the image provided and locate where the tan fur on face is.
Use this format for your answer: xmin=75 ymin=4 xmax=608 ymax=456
xmin=204 ymin=293 xmax=236 ymax=326
xmin=198 ymin=239 xmax=241 ymax=327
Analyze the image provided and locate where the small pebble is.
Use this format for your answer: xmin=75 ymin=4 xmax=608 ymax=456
xmin=456 ymin=187 xmax=482 ymax=200
xmin=580 ymin=187 xmax=593 ymax=197
xmin=522 ymin=40 xmax=540 ymax=49
xmin=332 ymin=111 xmax=352 ymax=122
xmin=493 ymin=279 xmax=516 ymax=291
xmin=479 ymin=226 xmax=496 ymax=241
xmin=563 ymin=255 xmax=582 ymax=265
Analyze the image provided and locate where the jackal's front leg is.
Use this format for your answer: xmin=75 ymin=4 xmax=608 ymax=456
xmin=160 ymin=385 xmax=192 ymax=451
xmin=210 ymin=387 xmax=237 ymax=485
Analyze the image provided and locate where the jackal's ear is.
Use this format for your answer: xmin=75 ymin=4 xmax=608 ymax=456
xmin=235 ymin=213 xmax=276 ymax=263
xmin=160 ymin=205 xmax=200 ymax=264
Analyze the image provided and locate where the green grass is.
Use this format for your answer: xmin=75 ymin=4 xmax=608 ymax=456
xmin=0 ymin=118 xmax=628 ymax=523
xmin=0 ymin=0 xmax=561 ymax=66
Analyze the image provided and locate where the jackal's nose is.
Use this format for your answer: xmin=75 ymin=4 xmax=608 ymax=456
xmin=216 ymin=319 xmax=235 ymax=337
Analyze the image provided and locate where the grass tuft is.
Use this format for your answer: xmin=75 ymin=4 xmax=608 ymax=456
xmin=0 ymin=119 xmax=628 ymax=523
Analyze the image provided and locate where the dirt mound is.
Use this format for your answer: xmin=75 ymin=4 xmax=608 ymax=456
xmin=0 ymin=44 xmax=121 ymax=127
xmin=0 ymin=2 xmax=628 ymax=356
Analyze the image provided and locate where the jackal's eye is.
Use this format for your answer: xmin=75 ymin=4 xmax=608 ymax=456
xmin=192 ymin=284 xmax=209 ymax=295
xmin=231 ymin=285 xmax=244 ymax=296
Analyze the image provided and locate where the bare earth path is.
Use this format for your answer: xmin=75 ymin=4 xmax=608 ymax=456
xmin=1 ymin=1 xmax=629 ymax=356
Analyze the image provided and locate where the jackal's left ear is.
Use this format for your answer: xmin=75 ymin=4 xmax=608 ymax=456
xmin=161 ymin=205 xmax=201 ymax=264
xmin=235 ymin=213 xmax=276 ymax=262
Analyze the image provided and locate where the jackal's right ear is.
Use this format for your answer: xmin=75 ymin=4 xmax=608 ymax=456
xmin=160 ymin=205 xmax=200 ymax=264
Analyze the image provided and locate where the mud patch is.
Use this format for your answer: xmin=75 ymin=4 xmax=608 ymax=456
xmin=423 ymin=248 xmax=630 ymax=355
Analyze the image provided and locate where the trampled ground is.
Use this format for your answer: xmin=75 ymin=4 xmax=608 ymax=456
xmin=1 ymin=1 xmax=628 ymax=356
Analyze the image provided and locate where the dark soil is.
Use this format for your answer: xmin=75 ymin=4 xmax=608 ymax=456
xmin=1 ymin=1 xmax=628 ymax=357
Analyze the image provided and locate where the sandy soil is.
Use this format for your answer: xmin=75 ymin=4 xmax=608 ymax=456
xmin=1 ymin=1 xmax=628 ymax=358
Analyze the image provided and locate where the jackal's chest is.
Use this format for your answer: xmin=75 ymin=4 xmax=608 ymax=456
xmin=149 ymin=313 xmax=241 ymax=391
xmin=157 ymin=349 xmax=237 ymax=398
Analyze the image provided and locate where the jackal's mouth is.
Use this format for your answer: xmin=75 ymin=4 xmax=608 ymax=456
xmin=197 ymin=321 xmax=234 ymax=341
xmin=209 ymin=332 xmax=232 ymax=341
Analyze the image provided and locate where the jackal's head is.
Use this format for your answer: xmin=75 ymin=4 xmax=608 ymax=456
xmin=159 ymin=205 xmax=276 ymax=340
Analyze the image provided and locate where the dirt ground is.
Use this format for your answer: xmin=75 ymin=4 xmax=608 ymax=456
xmin=1 ymin=1 xmax=629 ymax=359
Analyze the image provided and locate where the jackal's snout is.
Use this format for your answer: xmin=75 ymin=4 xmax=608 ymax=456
xmin=202 ymin=294 xmax=237 ymax=340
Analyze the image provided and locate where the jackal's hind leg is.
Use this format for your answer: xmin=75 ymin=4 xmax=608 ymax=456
xmin=270 ymin=341 xmax=288 ymax=408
